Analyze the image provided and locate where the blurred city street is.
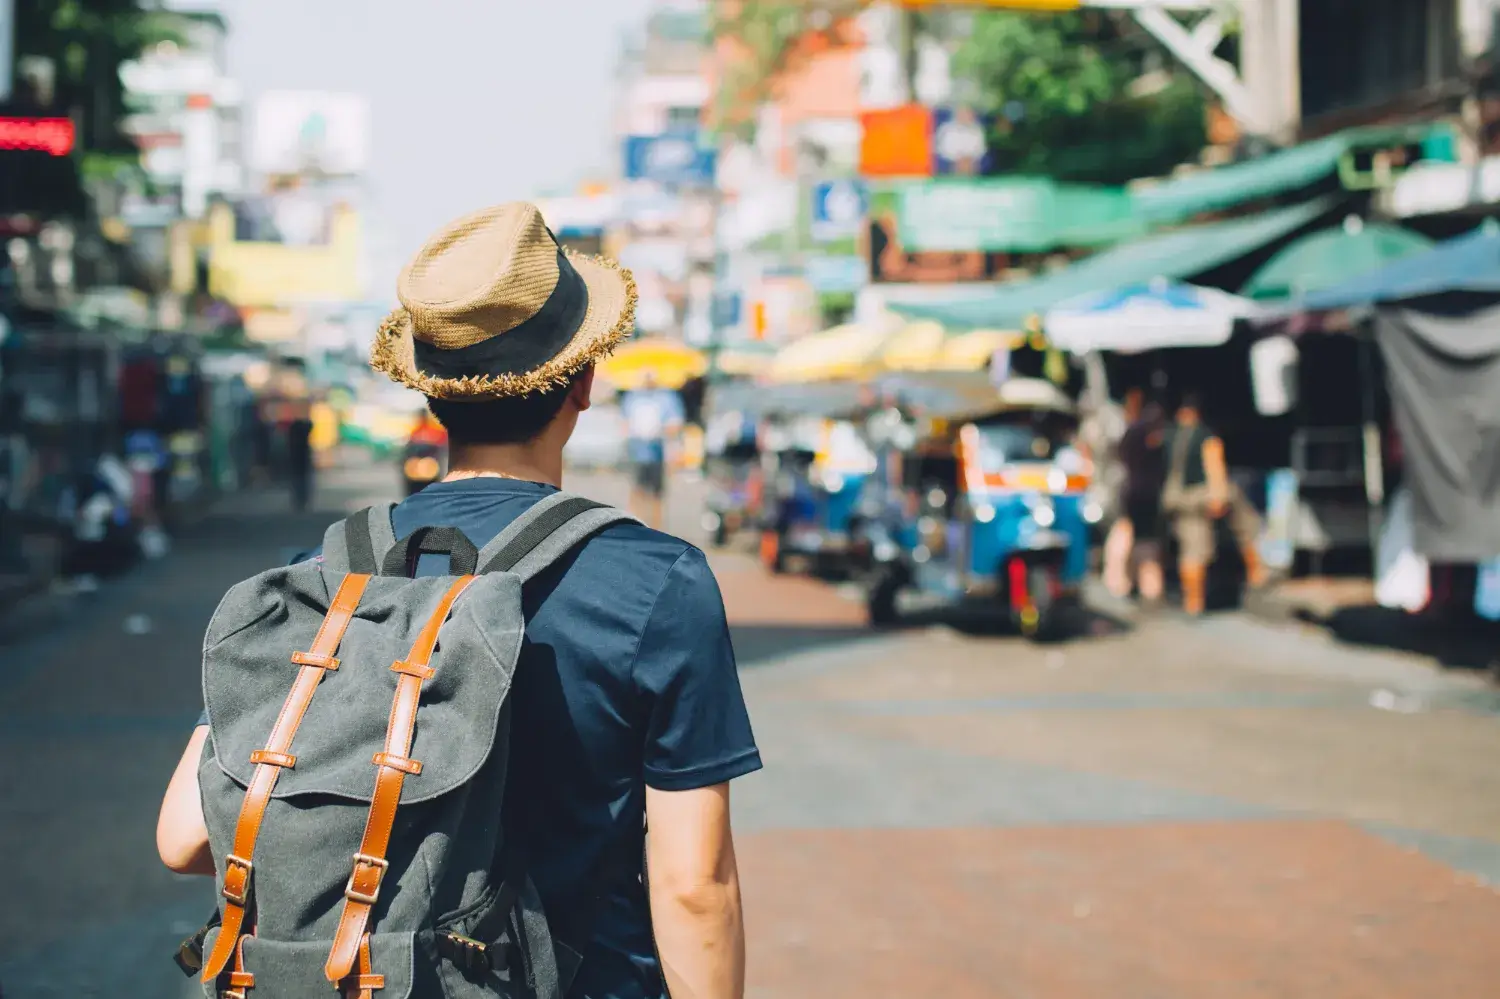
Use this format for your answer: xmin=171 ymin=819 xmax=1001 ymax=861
xmin=3 ymin=456 xmax=1499 ymax=998
xmin=8 ymin=2 xmax=1500 ymax=993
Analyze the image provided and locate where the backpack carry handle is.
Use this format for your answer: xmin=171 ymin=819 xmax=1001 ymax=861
xmin=381 ymin=526 xmax=480 ymax=576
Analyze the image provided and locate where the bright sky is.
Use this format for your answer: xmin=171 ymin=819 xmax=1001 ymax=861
xmin=198 ymin=0 xmax=659 ymax=296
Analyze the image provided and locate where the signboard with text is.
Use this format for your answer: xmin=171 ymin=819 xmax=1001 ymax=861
xmin=805 ymin=254 xmax=869 ymax=293
xmin=866 ymin=186 xmax=1004 ymax=285
xmin=932 ymin=107 xmax=993 ymax=176
xmin=810 ymin=180 xmax=869 ymax=242
xmin=623 ymin=132 xmax=716 ymax=187
xmin=858 ymin=105 xmax=932 ymax=178
xmin=252 ymin=91 xmax=370 ymax=177
xmin=893 ymin=179 xmax=1137 ymax=253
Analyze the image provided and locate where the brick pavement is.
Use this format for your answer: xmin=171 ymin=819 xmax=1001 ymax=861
xmin=720 ymin=564 xmax=1500 ymax=997
xmin=3 ymin=462 xmax=1498 ymax=997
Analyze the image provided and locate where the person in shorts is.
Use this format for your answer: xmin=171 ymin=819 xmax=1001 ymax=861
xmin=621 ymin=372 xmax=683 ymax=530
xmin=1107 ymin=392 xmax=1168 ymax=603
xmin=1162 ymin=393 xmax=1266 ymax=615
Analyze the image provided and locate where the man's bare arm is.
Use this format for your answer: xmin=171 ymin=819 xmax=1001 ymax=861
xmin=157 ymin=725 xmax=215 ymax=875
xmin=646 ymin=782 xmax=746 ymax=999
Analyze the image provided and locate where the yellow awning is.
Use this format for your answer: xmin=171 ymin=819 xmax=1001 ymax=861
xmin=768 ymin=323 xmax=888 ymax=384
xmin=714 ymin=344 xmax=776 ymax=378
xmin=934 ymin=329 xmax=1024 ymax=372
xmin=596 ymin=337 xmax=708 ymax=391
xmin=877 ymin=320 xmax=948 ymax=373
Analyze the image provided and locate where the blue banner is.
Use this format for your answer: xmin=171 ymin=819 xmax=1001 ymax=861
xmin=932 ymin=107 xmax=994 ymax=176
xmin=623 ymin=133 xmax=716 ymax=187
xmin=810 ymin=180 xmax=869 ymax=242
xmin=712 ymin=291 xmax=742 ymax=328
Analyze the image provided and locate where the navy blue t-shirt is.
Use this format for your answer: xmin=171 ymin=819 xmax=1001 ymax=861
xmin=198 ymin=478 xmax=761 ymax=998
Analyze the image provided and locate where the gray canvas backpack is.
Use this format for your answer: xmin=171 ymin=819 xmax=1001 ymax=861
xmin=192 ymin=492 xmax=637 ymax=999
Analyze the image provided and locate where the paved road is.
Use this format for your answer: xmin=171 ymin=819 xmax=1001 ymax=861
xmin=2 ymin=457 xmax=1498 ymax=997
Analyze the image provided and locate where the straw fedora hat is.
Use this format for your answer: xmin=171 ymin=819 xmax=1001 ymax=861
xmin=371 ymin=202 xmax=637 ymax=399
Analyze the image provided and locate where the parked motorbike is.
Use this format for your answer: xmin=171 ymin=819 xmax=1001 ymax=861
xmin=401 ymin=441 xmax=444 ymax=496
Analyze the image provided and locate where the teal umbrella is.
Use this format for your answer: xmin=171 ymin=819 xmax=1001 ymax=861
xmin=1241 ymin=220 xmax=1434 ymax=301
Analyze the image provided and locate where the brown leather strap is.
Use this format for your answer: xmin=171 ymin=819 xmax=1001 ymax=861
xmin=201 ymin=572 xmax=372 ymax=982
xmin=324 ymin=575 xmax=476 ymax=983
xmin=339 ymin=934 xmax=384 ymax=998
xmin=221 ymin=934 xmax=255 ymax=999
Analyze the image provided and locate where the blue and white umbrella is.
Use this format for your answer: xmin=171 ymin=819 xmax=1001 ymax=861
xmin=1044 ymin=279 xmax=1264 ymax=355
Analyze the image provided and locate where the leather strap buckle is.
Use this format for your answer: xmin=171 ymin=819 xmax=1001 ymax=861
xmin=389 ymin=658 xmax=435 ymax=680
xmin=344 ymin=852 xmax=389 ymax=905
xmin=249 ymin=749 xmax=297 ymax=769
xmin=371 ymin=752 xmax=423 ymax=776
xmin=222 ymin=854 xmax=253 ymax=906
xmin=290 ymin=649 xmax=340 ymax=670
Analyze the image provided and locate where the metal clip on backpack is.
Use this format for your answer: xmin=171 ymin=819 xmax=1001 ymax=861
xmin=194 ymin=493 xmax=636 ymax=999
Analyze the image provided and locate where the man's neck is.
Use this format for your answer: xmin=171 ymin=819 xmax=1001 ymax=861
xmin=445 ymin=442 xmax=563 ymax=488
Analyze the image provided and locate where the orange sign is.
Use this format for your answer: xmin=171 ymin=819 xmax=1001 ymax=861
xmin=859 ymin=105 xmax=933 ymax=178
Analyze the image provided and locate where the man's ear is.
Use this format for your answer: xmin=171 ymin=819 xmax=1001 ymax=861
xmin=570 ymin=367 xmax=595 ymax=413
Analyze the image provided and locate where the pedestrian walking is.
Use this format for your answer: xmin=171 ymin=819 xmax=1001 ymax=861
xmin=1104 ymin=391 xmax=1168 ymax=603
xmin=285 ymin=407 xmax=315 ymax=511
xmin=621 ymin=371 xmax=684 ymax=531
xmin=156 ymin=203 xmax=756 ymax=999
xmin=1161 ymin=393 xmax=1266 ymax=615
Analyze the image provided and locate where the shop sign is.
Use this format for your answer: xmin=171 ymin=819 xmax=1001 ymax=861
xmin=894 ymin=178 xmax=1135 ymax=253
xmin=804 ymin=254 xmax=869 ymax=293
xmin=858 ymin=105 xmax=932 ymax=178
xmin=712 ymin=291 xmax=742 ymax=329
xmin=0 ymin=117 xmax=75 ymax=156
xmin=623 ymin=132 xmax=716 ymax=187
xmin=931 ymin=107 xmax=993 ymax=176
xmin=810 ymin=180 xmax=869 ymax=242
xmin=896 ymin=179 xmax=1050 ymax=252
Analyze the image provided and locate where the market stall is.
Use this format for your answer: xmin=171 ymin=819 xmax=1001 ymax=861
xmin=1271 ymin=223 xmax=1500 ymax=611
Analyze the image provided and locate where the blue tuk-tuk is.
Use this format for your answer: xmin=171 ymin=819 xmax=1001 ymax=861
xmin=753 ymin=383 xmax=878 ymax=577
xmin=861 ymin=375 xmax=1092 ymax=638
xmin=701 ymin=380 xmax=766 ymax=548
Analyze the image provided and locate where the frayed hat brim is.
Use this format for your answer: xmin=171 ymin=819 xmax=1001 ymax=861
xmin=371 ymin=248 xmax=637 ymax=399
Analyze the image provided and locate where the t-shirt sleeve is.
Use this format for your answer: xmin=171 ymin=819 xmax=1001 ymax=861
xmin=635 ymin=548 xmax=761 ymax=791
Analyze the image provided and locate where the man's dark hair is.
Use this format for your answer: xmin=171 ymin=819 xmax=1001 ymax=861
xmin=426 ymin=373 xmax=580 ymax=445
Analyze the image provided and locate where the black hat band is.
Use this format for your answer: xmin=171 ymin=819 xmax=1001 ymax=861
xmin=412 ymin=249 xmax=590 ymax=381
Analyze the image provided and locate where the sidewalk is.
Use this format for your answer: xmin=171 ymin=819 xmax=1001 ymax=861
xmin=0 ymin=457 xmax=396 ymax=998
xmin=1243 ymin=576 xmax=1500 ymax=673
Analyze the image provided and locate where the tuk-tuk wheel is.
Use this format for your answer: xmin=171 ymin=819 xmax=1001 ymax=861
xmin=866 ymin=570 xmax=902 ymax=628
xmin=759 ymin=530 xmax=786 ymax=574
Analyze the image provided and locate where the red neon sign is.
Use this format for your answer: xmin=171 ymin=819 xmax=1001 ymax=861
xmin=0 ymin=117 xmax=76 ymax=156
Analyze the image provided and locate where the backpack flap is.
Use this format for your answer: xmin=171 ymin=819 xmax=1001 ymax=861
xmin=199 ymin=927 xmax=419 ymax=999
xmin=202 ymin=564 xmax=525 ymax=805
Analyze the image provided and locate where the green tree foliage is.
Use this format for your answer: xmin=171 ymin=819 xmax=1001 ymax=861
xmin=15 ymin=0 xmax=183 ymax=154
xmin=709 ymin=0 xmax=863 ymax=138
xmin=953 ymin=11 xmax=1208 ymax=185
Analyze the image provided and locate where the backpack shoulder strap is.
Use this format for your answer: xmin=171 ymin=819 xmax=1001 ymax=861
xmin=476 ymin=491 xmax=638 ymax=581
xmin=320 ymin=502 xmax=397 ymax=574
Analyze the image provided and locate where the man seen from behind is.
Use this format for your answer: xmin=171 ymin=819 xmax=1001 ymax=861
xmin=157 ymin=203 xmax=757 ymax=999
